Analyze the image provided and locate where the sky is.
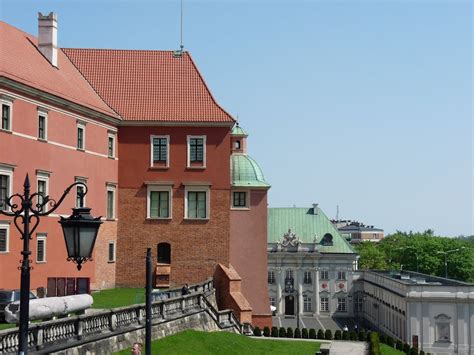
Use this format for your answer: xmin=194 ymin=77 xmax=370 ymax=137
xmin=1 ymin=0 xmax=472 ymax=236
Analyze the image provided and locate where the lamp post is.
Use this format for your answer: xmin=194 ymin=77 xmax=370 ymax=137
xmin=395 ymin=247 xmax=420 ymax=273
xmin=0 ymin=174 xmax=102 ymax=355
xmin=436 ymin=247 xmax=465 ymax=278
xmin=284 ymin=278 xmax=299 ymax=330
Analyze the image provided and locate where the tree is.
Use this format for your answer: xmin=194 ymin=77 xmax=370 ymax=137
xmin=354 ymin=242 xmax=387 ymax=270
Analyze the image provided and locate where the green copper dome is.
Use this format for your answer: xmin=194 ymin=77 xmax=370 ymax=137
xmin=231 ymin=154 xmax=270 ymax=188
xmin=231 ymin=124 xmax=248 ymax=137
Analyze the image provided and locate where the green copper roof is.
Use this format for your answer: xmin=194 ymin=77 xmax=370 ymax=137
xmin=268 ymin=207 xmax=356 ymax=254
xmin=231 ymin=154 xmax=270 ymax=188
xmin=231 ymin=125 xmax=248 ymax=137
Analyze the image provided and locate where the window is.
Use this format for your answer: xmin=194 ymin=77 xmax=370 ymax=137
xmin=37 ymin=179 xmax=47 ymax=212
xmin=157 ymin=243 xmax=171 ymax=264
xmin=303 ymin=294 xmax=312 ymax=312
xmin=37 ymin=109 xmax=48 ymax=140
xmin=232 ymin=191 xmax=248 ymax=208
xmin=150 ymin=135 xmax=169 ymax=167
xmin=0 ymin=224 xmax=9 ymax=253
xmin=1 ymin=103 xmax=11 ymax=131
xmin=337 ymin=271 xmax=346 ymax=280
xmin=0 ymin=165 xmax=13 ymax=212
xmin=108 ymin=134 xmax=116 ymax=158
xmin=337 ymin=297 xmax=347 ymax=312
xmin=147 ymin=184 xmax=172 ymax=219
xmin=304 ymin=271 xmax=312 ymax=284
xmin=321 ymin=233 xmax=333 ymax=246
xmin=320 ymin=270 xmax=329 ymax=280
xmin=234 ymin=140 xmax=241 ymax=149
xmin=36 ymin=234 xmax=46 ymax=263
xmin=106 ymin=185 xmax=116 ymax=220
xmin=355 ymin=297 xmax=363 ymax=312
xmin=269 ymin=297 xmax=276 ymax=307
xmin=185 ymin=186 xmax=210 ymax=219
xmin=435 ymin=314 xmax=451 ymax=342
xmin=320 ymin=297 xmax=329 ymax=312
xmin=268 ymin=270 xmax=275 ymax=284
xmin=187 ymin=136 xmax=206 ymax=168
xmin=108 ymin=241 xmax=116 ymax=262
xmin=77 ymin=123 xmax=85 ymax=150
xmin=75 ymin=178 xmax=87 ymax=208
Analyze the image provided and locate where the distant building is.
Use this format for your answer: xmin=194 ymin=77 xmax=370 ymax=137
xmin=332 ymin=220 xmax=384 ymax=243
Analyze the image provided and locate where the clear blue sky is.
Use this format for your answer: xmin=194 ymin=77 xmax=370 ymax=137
xmin=2 ymin=0 xmax=472 ymax=236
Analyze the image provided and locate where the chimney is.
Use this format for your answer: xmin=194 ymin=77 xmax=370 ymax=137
xmin=312 ymin=203 xmax=319 ymax=215
xmin=38 ymin=12 xmax=58 ymax=67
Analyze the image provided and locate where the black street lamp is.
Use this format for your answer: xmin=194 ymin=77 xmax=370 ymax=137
xmin=0 ymin=174 xmax=102 ymax=354
xmin=284 ymin=278 xmax=300 ymax=330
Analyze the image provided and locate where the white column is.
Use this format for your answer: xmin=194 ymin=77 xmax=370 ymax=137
xmin=315 ymin=269 xmax=320 ymax=315
xmin=277 ymin=268 xmax=284 ymax=314
xmin=298 ymin=268 xmax=303 ymax=315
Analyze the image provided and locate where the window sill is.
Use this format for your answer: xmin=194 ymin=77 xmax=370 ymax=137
xmin=146 ymin=217 xmax=172 ymax=220
xmin=231 ymin=207 xmax=250 ymax=211
xmin=36 ymin=261 xmax=46 ymax=264
xmin=106 ymin=218 xmax=117 ymax=222
xmin=0 ymin=251 xmax=10 ymax=254
xmin=149 ymin=166 xmax=169 ymax=170
xmin=0 ymin=128 xmax=12 ymax=134
xmin=77 ymin=148 xmax=85 ymax=152
xmin=108 ymin=156 xmax=115 ymax=160
xmin=37 ymin=138 xmax=48 ymax=143
xmin=108 ymin=260 xmax=116 ymax=264
xmin=184 ymin=217 xmax=209 ymax=221
xmin=186 ymin=166 xmax=206 ymax=170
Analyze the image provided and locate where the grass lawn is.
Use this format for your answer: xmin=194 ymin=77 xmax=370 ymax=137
xmin=115 ymin=330 xmax=320 ymax=355
xmin=380 ymin=344 xmax=406 ymax=355
xmin=0 ymin=323 xmax=16 ymax=330
xmin=91 ymin=288 xmax=144 ymax=309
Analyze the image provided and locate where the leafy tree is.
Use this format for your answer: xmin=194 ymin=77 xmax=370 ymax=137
xmin=302 ymin=328 xmax=309 ymax=339
xmin=271 ymin=326 xmax=278 ymax=337
xmin=334 ymin=330 xmax=342 ymax=340
xmin=263 ymin=326 xmax=270 ymax=337
xmin=325 ymin=329 xmax=332 ymax=340
xmin=354 ymin=242 xmax=388 ymax=270
xmin=253 ymin=326 xmax=261 ymax=336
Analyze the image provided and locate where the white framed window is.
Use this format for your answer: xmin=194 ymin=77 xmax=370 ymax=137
xmin=337 ymin=297 xmax=347 ymax=312
xmin=37 ymin=108 xmax=48 ymax=141
xmin=150 ymin=135 xmax=170 ymax=167
xmin=0 ymin=164 xmax=14 ymax=212
xmin=285 ymin=269 xmax=294 ymax=280
xmin=187 ymin=135 xmax=206 ymax=168
xmin=303 ymin=294 xmax=312 ymax=312
xmin=184 ymin=185 xmax=210 ymax=219
xmin=77 ymin=122 xmax=85 ymax=150
xmin=36 ymin=234 xmax=47 ymax=263
xmin=147 ymin=184 xmax=172 ymax=219
xmin=320 ymin=297 xmax=329 ymax=312
xmin=304 ymin=271 xmax=312 ymax=284
xmin=36 ymin=172 xmax=49 ymax=213
xmin=75 ymin=177 xmax=87 ymax=208
xmin=337 ymin=271 xmax=346 ymax=280
xmin=0 ymin=222 xmax=10 ymax=253
xmin=435 ymin=314 xmax=451 ymax=342
xmin=320 ymin=270 xmax=329 ymax=280
xmin=0 ymin=95 xmax=13 ymax=132
xmin=106 ymin=184 xmax=116 ymax=220
xmin=108 ymin=241 xmax=116 ymax=262
xmin=268 ymin=270 xmax=275 ymax=284
xmin=269 ymin=297 xmax=276 ymax=307
xmin=231 ymin=190 xmax=249 ymax=209
xmin=108 ymin=133 xmax=116 ymax=158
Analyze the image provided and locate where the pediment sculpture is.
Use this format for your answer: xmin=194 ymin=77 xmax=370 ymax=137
xmin=279 ymin=229 xmax=300 ymax=248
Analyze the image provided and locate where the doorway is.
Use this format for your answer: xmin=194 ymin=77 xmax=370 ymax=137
xmin=285 ymin=295 xmax=295 ymax=315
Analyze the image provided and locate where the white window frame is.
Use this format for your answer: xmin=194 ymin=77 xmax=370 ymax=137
xmin=303 ymin=294 xmax=312 ymax=312
xmin=77 ymin=122 xmax=86 ymax=150
xmin=0 ymin=222 xmax=10 ymax=253
xmin=337 ymin=271 xmax=346 ymax=280
xmin=268 ymin=270 xmax=275 ymax=284
xmin=231 ymin=190 xmax=250 ymax=210
xmin=150 ymin=135 xmax=170 ymax=168
xmin=269 ymin=297 xmax=276 ymax=307
xmin=0 ymin=164 xmax=14 ymax=212
xmin=186 ymin=135 xmax=206 ymax=168
xmin=107 ymin=133 xmax=116 ymax=159
xmin=37 ymin=107 xmax=48 ymax=141
xmin=184 ymin=185 xmax=210 ymax=220
xmin=304 ymin=271 xmax=312 ymax=284
xmin=106 ymin=184 xmax=116 ymax=220
xmin=320 ymin=297 xmax=329 ymax=312
xmin=0 ymin=95 xmax=13 ymax=132
xmin=36 ymin=233 xmax=47 ymax=263
xmin=108 ymin=241 xmax=116 ymax=263
xmin=147 ymin=184 xmax=172 ymax=219
xmin=320 ymin=270 xmax=329 ymax=280
xmin=337 ymin=297 xmax=347 ymax=312
xmin=36 ymin=172 xmax=49 ymax=212
xmin=75 ymin=177 xmax=87 ymax=208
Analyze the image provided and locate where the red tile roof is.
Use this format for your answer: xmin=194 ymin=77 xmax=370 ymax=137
xmin=0 ymin=22 xmax=119 ymax=119
xmin=63 ymin=48 xmax=235 ymax=123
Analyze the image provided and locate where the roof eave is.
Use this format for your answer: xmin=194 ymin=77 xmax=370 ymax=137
xmin=118 ymin=120 xmax=234 ymax=127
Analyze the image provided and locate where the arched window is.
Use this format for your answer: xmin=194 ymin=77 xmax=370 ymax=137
xmin=234 ymin=140 xmax=241 ymax=149
xmin=321 ymin=233 xmax=333 ymax=246
xmin=157 ymin=243 xmax=171 ymax=264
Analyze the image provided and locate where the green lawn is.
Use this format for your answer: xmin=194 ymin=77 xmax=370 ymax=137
xmin=91 ymin=288 xmax=144 ymax=309
xmin=115 ymin=330 xmax=320 ymax=355
xmin=381 ymin=344 xmax=405 ymax=355
xmin=0 ymin=323 xmax=16 ymax=330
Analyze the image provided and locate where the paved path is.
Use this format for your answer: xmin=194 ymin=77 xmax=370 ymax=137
xmin=330 ymin=341 xmax=368 ymax=355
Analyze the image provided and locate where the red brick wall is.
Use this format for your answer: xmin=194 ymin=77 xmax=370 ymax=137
xmin=92 ymin=221 xmax=117 ymax=290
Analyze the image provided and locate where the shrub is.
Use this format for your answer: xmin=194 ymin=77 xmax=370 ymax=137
xmin=386 ymin=336 xmax=394 ymax=347
xmin=409 ymin=347 xmax=419 ymax=355
xmin=403 ymin=343 xmax=410 ymax=354
xmin=359 ymin=331 xmax=367 ymax=342
xmin=253 ymin=326 xmax=261 ymax=336
xmin=378 ymin=334 xmax=386 ymax=344
xmin=302 ymin=328 xmax=309 ymax=339
xmin=342 ymin=330 xmax=349 ymax=340
xmin=419 ymin=351 xmax=425 ymax=355
xmin=271 ymin=326 xmax=278 ymax=337
xmin=294 ymin=328 xmax=301 ymax=338
xmin=279 ymin=327 xmax=286 ymax=338
xmin=334 ymin=330 xmax=342 ymax=340
xmin=286 ymin=327 xmax=293 ymax=338
xmin=369 ymin=332 xmax=381 ymax=355
xmin=309 ymin=328 xmax=317 ymax=339
xmin=396 ymin=340 xmax=403 ymax=350
xmin=263 ymin=326 xmax=270 ymax=337
xmin=325 ymin=329 xmax=332 ymax=340
xmin=317 ymin=329 xmax=324 ymax=339
xmin=349 ymin=331 xmax=357 ymax=341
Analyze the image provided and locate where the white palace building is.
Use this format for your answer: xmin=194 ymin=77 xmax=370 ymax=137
xmin=267 ymin=204 xmax=474 ymax=355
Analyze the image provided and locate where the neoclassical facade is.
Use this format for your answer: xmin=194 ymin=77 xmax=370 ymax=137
xmin=267 ymin=205 xmax=358 ymax=317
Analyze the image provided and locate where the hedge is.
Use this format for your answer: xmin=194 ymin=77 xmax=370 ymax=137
xmin=334 ymin=330 xmax=342 ymax=340
xmin=325 ymin=329 xmax=333 ymax=340
xmin=294 ymin=328 xmax=301 ymax=338
xmin=271 ymin=326 xmax=278 ymax=337
xmin=342 ymin=330 xmax=349 ymax=340
xmin=358 ymin=331 xmax=367 ymax=341
xmin=279 ymin=327 xmax=286 ymax=338
xmin=317 ymin=329 xmax=325 ymax=339
xmin=286 ymin=327 xmax=293 ymax=338
xmin=253 ymin=326 xmax=261 ymax=336
xmin=403 ymin=343 xmax=410 ymax=354
xmin=263 ymin=326 xmax=270 ymax=337
xmin=369 ymin=332 xmax=381 ymax=355
xmin=349 ymin=331 xmax=357 ymax=341
xmin=309 ymin=328 xmax=317 ymax=339
xmin=302 ymin=328 xmax=309 ymax=339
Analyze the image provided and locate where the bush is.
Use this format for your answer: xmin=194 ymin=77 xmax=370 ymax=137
xmin=396 ymin=340 xmax=403 ymax=350
xmin=325 ymin=329 xmax=332 ymax=340
xmin=409 ymin=348 xmax=419 ymax=355
xmin=302 ymin=328 xmax=309 ymax=339
xmin=271 ymin=326 xmax=278 ymax=337
xmin=419 ymin=351 xmax=425 ymax=355
xmin=349 ymin=331 xmax=357 ymax=341
xmin=342 ymin=330 xmax=349 ymax=340
xmin=317 ymin=329 xmax=324 ymax=339
xmin=294 ymin=328 xmax=301 ymax=338
xmin=379 ymin=334 xmax=386 ymax=344
xmin=334 ymin=330 xmax=342 ymax=340
xmin=253 ymin=326 xmax=261 ymax=336
xmin=358 ymin=331 xmax=367 ymax=342
xmin=263 ymin=326 xmax=270 ymax=337
xmin=309 ymin=328 xmax=317 ymax=339
xmin=279 ymin=327 xmax=286 ymax=338
xmin=386 ymin=336 xmax=394 ymax=347
xmin=403 ymin=343 xmax=410 ymax=354
xmin=369 ymin=332 xmax=381 ymax=355
xmin=286 ymin=327 xmax=293 ymax=338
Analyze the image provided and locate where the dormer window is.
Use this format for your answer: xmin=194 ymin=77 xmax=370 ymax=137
xmin=321 ymin=233 xmax=334 ymax=246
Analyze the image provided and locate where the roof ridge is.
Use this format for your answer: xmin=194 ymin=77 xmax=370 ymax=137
xmin=62 ymin=47 xmax=177 ymax=53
